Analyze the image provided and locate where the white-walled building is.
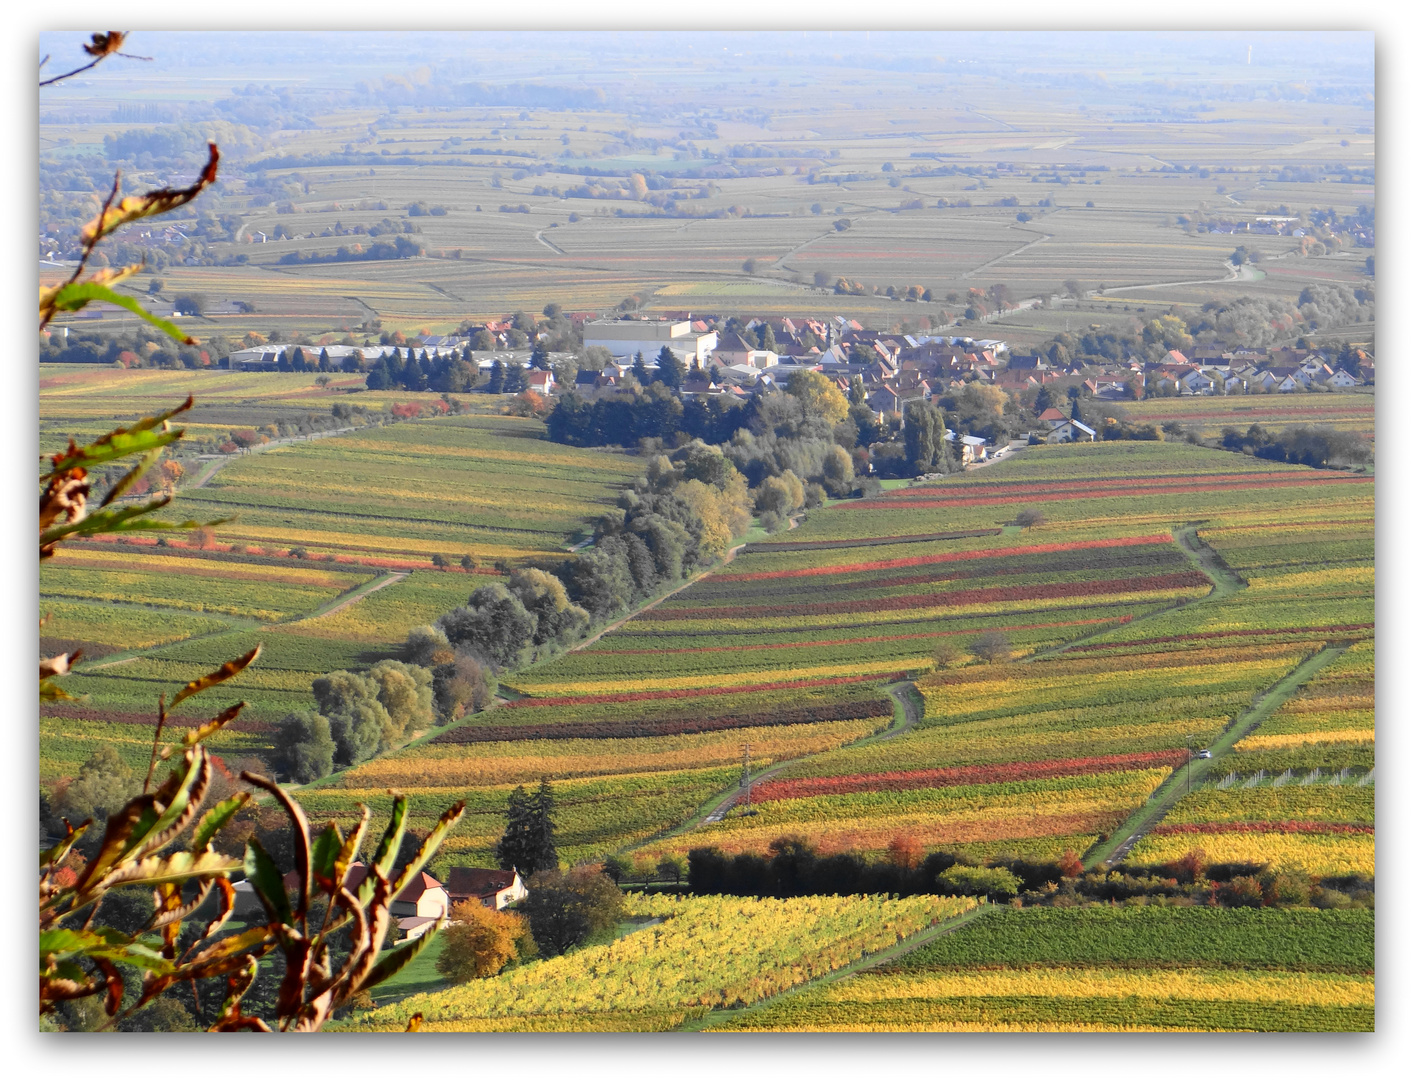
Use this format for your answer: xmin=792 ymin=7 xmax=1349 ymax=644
xmin=583 ymin=319 xmax=718 ymax=365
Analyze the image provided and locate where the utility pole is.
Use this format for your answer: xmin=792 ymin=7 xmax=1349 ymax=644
xmin=741 ymin=743 xmax=752 ymax=811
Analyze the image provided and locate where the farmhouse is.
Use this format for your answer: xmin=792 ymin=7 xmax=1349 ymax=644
xmin=446 ymin=868 xmax=528 ymax=910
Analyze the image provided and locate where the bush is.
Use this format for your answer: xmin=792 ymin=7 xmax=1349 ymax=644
xmin=435 ymin=901 xmax=534 ymax=982
xmin=1015 ymin=507 xmax=1046 ymax=528
xmin=938 ymin=864 xmax=1022 ymax=901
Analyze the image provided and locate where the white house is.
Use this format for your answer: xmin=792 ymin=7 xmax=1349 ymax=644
xmin=1044 ymin=418 xmax=1097 ymax=443
xmin=583 ymin=319 xmax=718 ymax=364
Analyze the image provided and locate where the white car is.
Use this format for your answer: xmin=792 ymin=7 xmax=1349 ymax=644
xmin=1197 ymin=750 xmax=1212 ymax=759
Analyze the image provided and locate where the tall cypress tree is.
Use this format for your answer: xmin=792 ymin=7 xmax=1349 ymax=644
xmin=495 ymin=779 xmax=558 ymax=876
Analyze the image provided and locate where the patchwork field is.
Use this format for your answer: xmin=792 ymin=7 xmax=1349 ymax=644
xmin=1120 ymin=391 xmax=1375 ymax=441
xmin=346 ymin=892 xmax=976 ymax=1032
xmin=297 ymin=441 xmax=1372 ymax=884
xmin=711 ymin=906 xmax=1374 ymax=1031
xmin=38 ymin=398 xmax=641 ymax=780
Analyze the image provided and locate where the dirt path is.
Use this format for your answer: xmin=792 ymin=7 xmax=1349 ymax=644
xmin=961 ymin=227 xmax=1052 ymax=280
xmin=534 ymin=230 xmax=567 ymax=255
xmin=1026 ymin=524 xmax=1244 ymax=663
xmin=672 ymin=678 xmax=921 ymax=831
xmin=295 ymin=570 xmax=408 ymax=623
xmin=1086 ymin=641 xmax=1351 ymax=869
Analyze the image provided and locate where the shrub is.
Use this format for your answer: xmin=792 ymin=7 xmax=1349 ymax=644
xmin=938 ymin=864 xmax=1022 ymax=901
xmin=1015 ymin=507 xmax=1046 ymax=528
xmin=435 ymin=901 xmax=534 ymax=982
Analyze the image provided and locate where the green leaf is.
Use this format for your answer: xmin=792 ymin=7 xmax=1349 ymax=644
xmin=365 ymin=795 xmax=408 ymax=905
xmin=389 ymin=801 xmax=465 ymax=903
xmin=41 ymin=822 xmax=90 ymax=869
xmin=191 ymin=792 xmax=250 ymax=853
xmin=43 ymin=397 xmax=194 ymax=477
xmin=311 ymin=823 xmax=343 ymax=893
xmin=243 ymin=838 xmax=293 ymax=926
xmin=41 ymin=928 xmax=173 ymax=975
xmin=98 ymin=448 xmax=163 ymax=508
xmin=48 ymin=281 xmax=197 ymax=345
xmin=363 ymin=920 xmax=444 ymax=991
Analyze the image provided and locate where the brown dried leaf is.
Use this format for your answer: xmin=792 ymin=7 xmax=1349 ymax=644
xmin=82 ymin=144 xmax=219 ymax=245
xmin=170 ymin=644 xmax=261 ymax=709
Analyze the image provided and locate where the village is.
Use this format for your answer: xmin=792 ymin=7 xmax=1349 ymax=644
xmin=214 ymin=311 xmax=1373 ymax=460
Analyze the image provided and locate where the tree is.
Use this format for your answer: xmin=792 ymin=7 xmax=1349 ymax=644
xmin=656 ymin=346 xmax=685 ymax=390
xmin=522 ymin=866 xmax=624 ymax=957
xmin=601 ymin=855 xmax=630 ymax=884
xmin=903 ymin=399 xmax=946 ymax=474
xmin=786 ymin=369 xmax=849 ymax=424
xmin=435 ymin=901 xmax=532 ymax=982
xmin=530 ymin=339 xmax=551 ymax=369
xmin=496 ymin=779 xmax=558 ymax=877
xmin=988 ymin=282 xmax=1011 ymax=313
xmin=269 ymin=710 xmax=335 ymax=783
xmin=656 ymin=854 xmax=687 ymax=886
xmin=438 ymin=582 xmax=538 ymax=668
xmin=51 ymin=746 xmax=141 ymax=826
xmin=631 ymin=351 xmax=650 ymax=386
xmin=1033 ymin=385 xmax=1055 ymax=417
xmin=887 ymin=834 xmax=923 ymax=870
xmin=487 ymin=359 xmax=505 ymax=394
xmin=968 ymin=631 xmax=1013 ymax=663
xmin=814 ymin=269 xmax=831 ymax=287
xmin=1015 ymin=507 xmax=1046 ymax=528
xmin=503 ymin=363 xmax=527 ymax=393
xmin=311 ymin=669 xmax=391 ymax=767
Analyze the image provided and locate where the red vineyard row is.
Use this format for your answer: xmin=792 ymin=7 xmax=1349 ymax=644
xmin=644 ymin=570 xmax=1209 ymax=620
xmin=430 ymin=698 xmax=893 ymax=745
xmin=502 ymin=671 xmax=911 ymax=708
xmin=713 ymin=534 xmax=1174 ymax=582
xmin=592 ymin=614 xmax=1133 ymax=655
xmin=749 ymin=750 xmax=1190 ymax=803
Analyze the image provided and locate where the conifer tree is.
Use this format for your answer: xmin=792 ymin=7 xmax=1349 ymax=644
xmin=495 ymin=778 xmax=558 ymax=876
xmin=656 ymin=345 xmax=686 ymax=390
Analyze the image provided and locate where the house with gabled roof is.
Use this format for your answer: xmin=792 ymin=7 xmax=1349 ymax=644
xmin=446 ymin=867 xmax=528 ymax=910
xmin=1044 ymin=418 xmax=1096 ymax=443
